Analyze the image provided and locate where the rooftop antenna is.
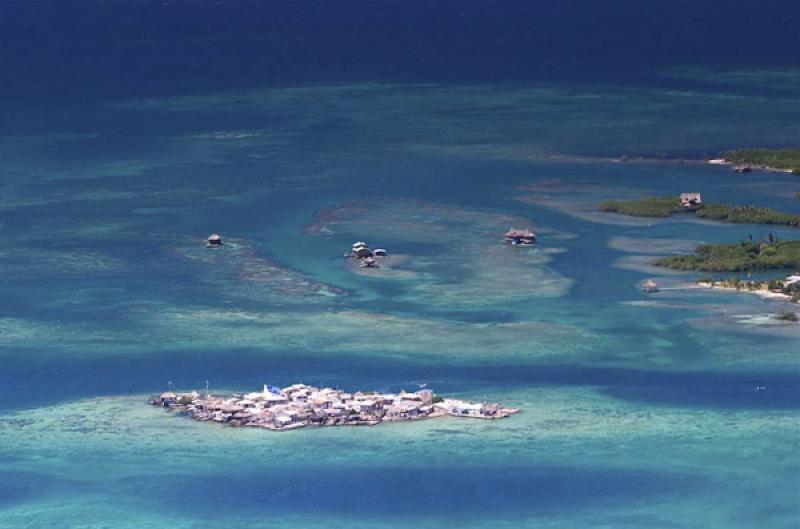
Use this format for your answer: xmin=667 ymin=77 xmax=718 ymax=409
xmin=168 ymin=380 xmax=173 ymax=393
xmin=206 ymin=380 xmax=210 ymax=398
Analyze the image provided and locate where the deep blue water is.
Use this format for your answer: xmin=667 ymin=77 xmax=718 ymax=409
xmin=3 ymin=349 xmax=798 ymax=413
xmin=2 ymin=1 xmax=799 ymax=101
xmin=0 ymin=2 xmax=799 ymax=528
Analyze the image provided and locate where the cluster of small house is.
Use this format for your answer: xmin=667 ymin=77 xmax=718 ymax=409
xmin=151 ymin=383 xmax=518 ymax=430
xmin=347 ymin=241 xmax=389 ymax=268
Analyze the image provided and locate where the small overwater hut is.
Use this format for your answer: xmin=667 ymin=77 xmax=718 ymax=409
xmin=679 ymin=193 xmax=702 ymax=209
xmin=206 ymin=233 xmax=223 ymax=247
xmin=352 ymin=241 xmax=373 ymax=258
xmin=504 ymin=227 xmax=536 ymax=245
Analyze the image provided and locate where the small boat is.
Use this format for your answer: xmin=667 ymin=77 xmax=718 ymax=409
xmin=642 ymin=279 xmax=659 ymax=293
xmin=373 ymin=248 xmax=388 ymax=257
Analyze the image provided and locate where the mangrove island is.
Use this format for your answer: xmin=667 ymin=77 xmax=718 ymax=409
xmin=654 ymin=240 xmax=800 ymax=272
xmin=715 ymin=148 xmax=800 ymax=174
xmin=600 ymin=196 xmax=688 ymax=217
xmin=599 ymin=195 xmax=800 ymax=227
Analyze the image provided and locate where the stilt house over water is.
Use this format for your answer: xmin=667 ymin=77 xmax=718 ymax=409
xmin=206 ymin=233 xmax=223 ymax=247
xmin=351 ymin=241 xmax=373 ymax=258
xmin=680 ymin=193 xmax=703 ymax=208
xmin=504 ymin=227 xmax=536 ymax=245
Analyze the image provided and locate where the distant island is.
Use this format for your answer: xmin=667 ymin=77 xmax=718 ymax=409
xmin=599 ymin=196 xmax=800 ymax=227
xmin=151 ymin=384 xmax=519 ymax=431
xmin=654 ymin=240 xmax=800 ymax=272
xmin=715 ymin=148 xmax=800 ymax=174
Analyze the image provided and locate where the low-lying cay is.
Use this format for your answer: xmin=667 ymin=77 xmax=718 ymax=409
xmin=151 ymin=384 xmax=519 ymax=430
xmin=697 ymin=274 xmax=800 ymax=303
xmin=654 ymin=240 xmax=800 ymax=272
xmin=599 ymin=194 xmax=800 ymax=227
xmin=712 ymin=148 xmax=800 ymax=174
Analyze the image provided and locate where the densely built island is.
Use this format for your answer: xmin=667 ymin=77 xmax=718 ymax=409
xmin=151 ymin=384 xmax=519 ymax=431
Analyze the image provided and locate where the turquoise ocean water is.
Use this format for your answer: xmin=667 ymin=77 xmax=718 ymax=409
xmin=0 ymin=3 xmax=799 ymax=528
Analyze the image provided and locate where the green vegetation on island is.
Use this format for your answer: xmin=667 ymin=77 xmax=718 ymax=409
xmin=655 ymin=240 xmax=800 ymax=272
xmin=696 ymin=276 xmax=800 ymax=303
xmin=721 ymin=148 xmax=800 ymax=174
xmin=599 ymin=197 xmax=684 ymax=217
xmin=775 ymin=310 xmax=799 ymax=321
xmin=599 ymin=196 xmax=800 ymax=227
xmin=694 ymin=204 xmax=800 ymax=227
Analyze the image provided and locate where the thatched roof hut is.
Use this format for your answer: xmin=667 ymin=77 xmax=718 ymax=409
xmin=679 ymin=193 xmax=702 ymax=208
xmin=504 ymin=227 xmax=536 ymax=245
